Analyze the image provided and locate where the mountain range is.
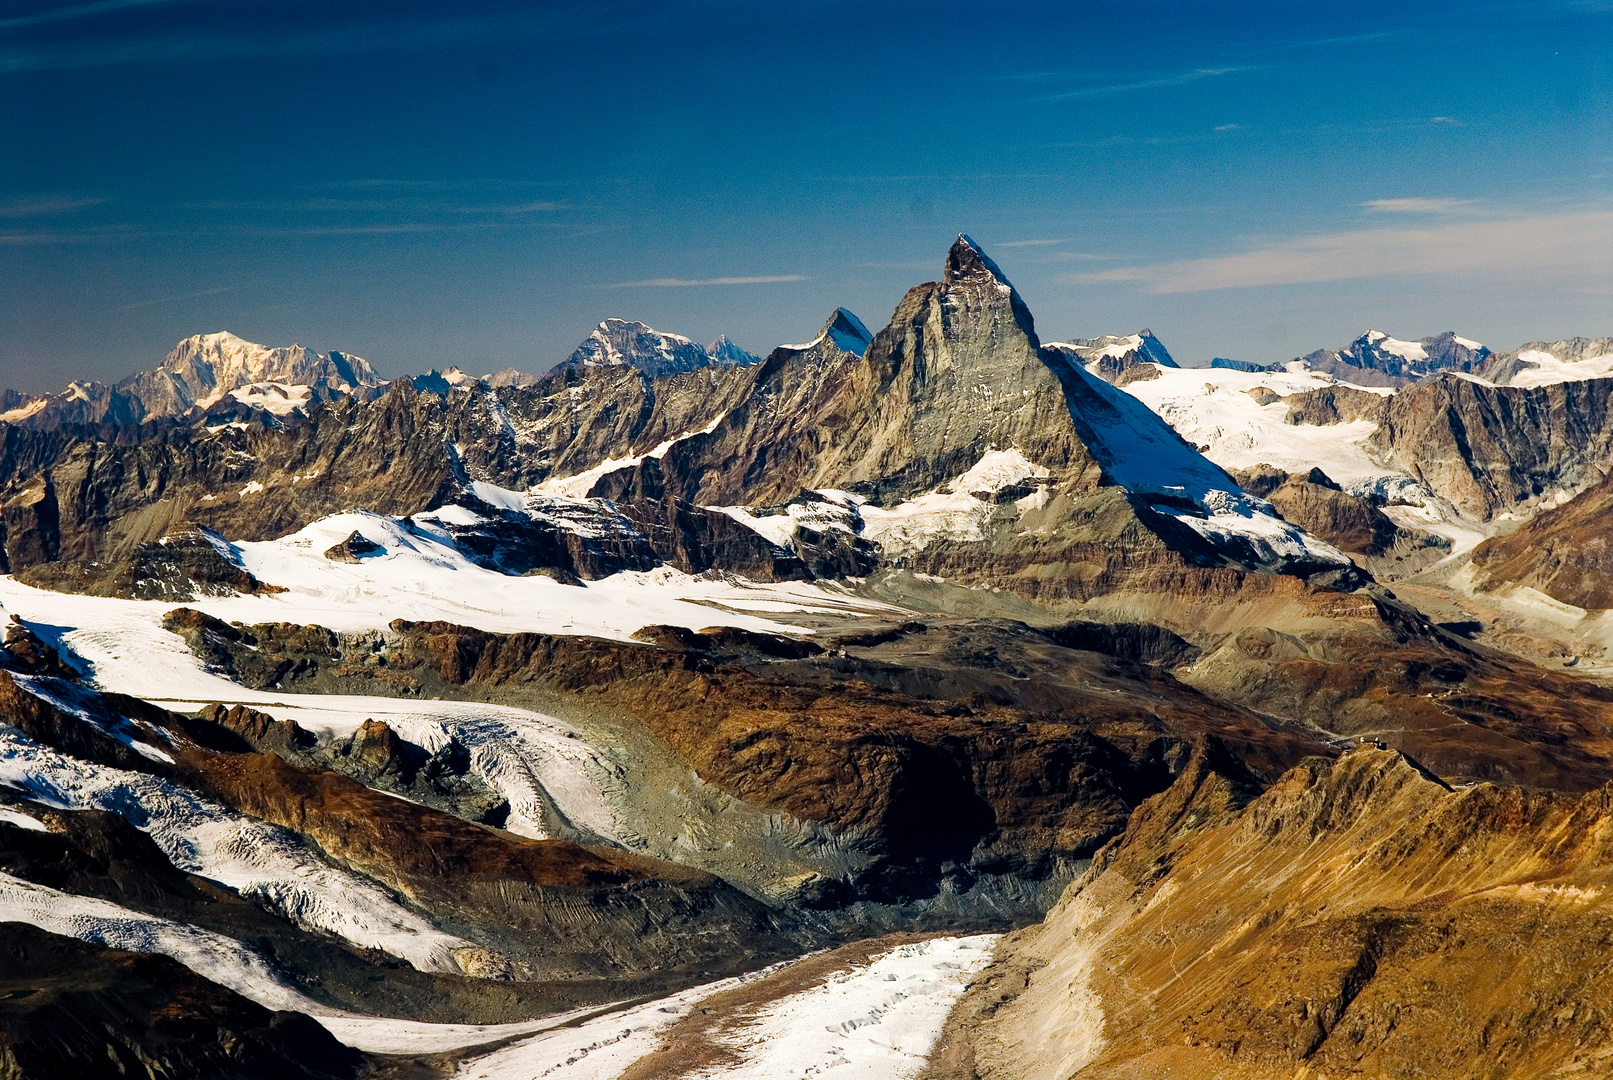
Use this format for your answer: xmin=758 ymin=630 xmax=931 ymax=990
xmin=3 ymin=236 xmax=1613 ymax=1078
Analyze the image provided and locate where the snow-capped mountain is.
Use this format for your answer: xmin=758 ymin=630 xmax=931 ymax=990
xmin=779 ymin=307 xmax=873 ymax=357
xmin=1467 ymin=336 xmax=1613 ymax=387
xmin=0 ymin=331 xmax=381 ymax=428
xmin=557 ymin=318 xmax=759 ymax=377
xmin=1045 ymin=330 xmax=1177 ymax=386
xmin=1292 ymin=329 xmax=1488 ymax=387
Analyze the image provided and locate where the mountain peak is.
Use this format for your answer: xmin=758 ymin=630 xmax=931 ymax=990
xmin=944 ymin=234 xmax=1014 ymax=290
xmin=563 ymin=319 xmax=748 ymax=377
xmin=823 ymin=308 xmax=872 ymax=356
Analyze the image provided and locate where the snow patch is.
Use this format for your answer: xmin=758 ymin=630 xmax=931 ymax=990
xmin=0 ymin=722 xmax=484 ymax=972
xmin=453 ymin=935 xmax=999 ymax=1080
xmin=0 ymin=807 xmax=46 ymax=832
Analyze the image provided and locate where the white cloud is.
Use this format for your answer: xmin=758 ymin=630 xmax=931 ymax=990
xmin=604 ymin=275 xmax=808 ymax=289
xmin=0 ymin=195 xmax=107 ymax=218
xmin=1362 ymin=197 xmax=1474 ymax=214
xmin=1070 ymin=208 xmax=1613 ymax=293
xmin=997 ymin=238 xmax=1063 ymax=248
xmin=1043 ymin=67 xmax=1248 ymax=101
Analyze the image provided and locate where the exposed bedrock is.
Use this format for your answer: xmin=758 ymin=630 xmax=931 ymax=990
xmin=0 ymin=670 xmax=804 ymax=984
xmin=1366 ymin=373 xmax=1613 ymax=520
xmin=1226 ymin=465 xmax=1450 ymax=579
xmin=926 ymin=740 xmax=1613 ymax=1080
xmin=1467 ymin=471 xmax=1613 ymax=610
xmin=0 ymin=924 xmax=363 ymax=1080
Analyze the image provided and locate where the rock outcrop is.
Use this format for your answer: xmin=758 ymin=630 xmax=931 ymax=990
xmin=1366 ymin=372 xmax=1613 ymax=519
xmin=1467 ymin=472 xmax=1613 ymax=609
xmin=0 ymin=924 xmax=364 ymax=1080
xmin=927 ymin=741 xmax=1613 ymax=1079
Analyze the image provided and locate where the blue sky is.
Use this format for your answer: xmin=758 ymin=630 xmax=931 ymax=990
xmin=2 ymin=0 xmax=1610 ymax=389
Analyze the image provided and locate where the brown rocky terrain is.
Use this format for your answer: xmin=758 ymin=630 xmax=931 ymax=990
xmin=1366 ymin=373 xmax=1613 ymax=519
xmin=0 ymin=668 xmax=805 ymax=984
xmin=1227 ymin=465 xmax=1449 ymax=578
xmin=1467 ymin=472 xmax=1613 ymax=610
xmin=152 ymin=599 xmax=1613 ymax=901
xmin=0 ymin=923 xmax=363 ymax=1080
xmin=926 ymin=740 xmax=1613 ymax=1080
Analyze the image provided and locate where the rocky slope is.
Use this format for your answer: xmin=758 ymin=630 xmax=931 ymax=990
xmin=1366 ymin=373 xmax=1613 ymax=519
xmin=1466 ymin=473 xmax=1613 ymax=609
xmin=0 ymin=924 xmax=363 ymax=1080
xmin=927 ymin=741 xmax=1613 ymax=1079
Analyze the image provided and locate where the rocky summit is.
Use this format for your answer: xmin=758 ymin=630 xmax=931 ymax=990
xmin=3 ymin=236 xmax=1613 ymax=1078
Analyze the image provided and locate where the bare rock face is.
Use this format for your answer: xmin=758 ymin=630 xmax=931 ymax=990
xmin=1366 ymin=373 xmax=1613 ymax=519
xmin=927 ymin=742 xmax=1613 ymax=1080
xmin=15 ymin=524 xmax=280 ymax=601
xmin=1278 ymin=384 xmax=1389 ymax=426
xmin=0 ymin=925 xmax=365 ymax=1080
xmin=1468 ymin=472 xmax=1613 ymax=609
xmin=322 ymin=530 xmax=382 ymax=562
xmin=1227 ymin=465 xmax=1450 ymax=577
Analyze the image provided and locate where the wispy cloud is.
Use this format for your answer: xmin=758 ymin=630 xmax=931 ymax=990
xmin=0 ymin=0 xmax=177 ymax=31
xmin=997 ymin=238 xmax=1063 ymax=248
xmin=1069 ymin=208 xmax=1613 ymax=293
xmin=1043 ymin=67 xmax=1249 ymax=101
xmin=0 ymin=3 xmax=654 ymax=74
xmin=1363 ymin=197 xmax=1475 ymax=214
xmin=603 ymin=275 xmax=808 ymax=289
xmin=1214 ymin=123 xmax=1240 ymax=132
xmin=119 ymin=285 xmax=233 ymax=311
xmin=0 ymin=194 xmax=107 ymax=217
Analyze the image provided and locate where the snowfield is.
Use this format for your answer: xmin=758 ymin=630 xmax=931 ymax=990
xmin=0 ymin=858 xmax=998 ymax=1073
xmin=0 ymin=719 xmax=486 ymax=973
xmin=452 ymin=935 xmax=999 ymax=1080
xmin=1109 ymin=362 xmax=1395 ymax=483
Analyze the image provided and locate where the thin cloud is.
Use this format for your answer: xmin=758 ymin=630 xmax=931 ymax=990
xmin=1043 ymin=67 xmax=1248 ymax=101
xmin=1069 ymin=208 xmax=1613 ymax=293
xmin=1430 ymin=116 xmax=1463 ymax=125
xmin=1363 ymin=197 xmax=1475 ymax=214
xmin=119 ymin=285 xmax=233 ymax=311
xmin=1214 ymin=123 xmax=1240 ymax=132
xmin=0 ymin=0 xmax=176 ymax=31
xmin=998 ymin=238 xmax=1063 ymax=248
xmin=0 ymin=194 xmax=108 ymax=217
xmin=604 ymin=275 xmax=808 ymax=289
xmin=0 ymin=4 xmax=652 ymax=74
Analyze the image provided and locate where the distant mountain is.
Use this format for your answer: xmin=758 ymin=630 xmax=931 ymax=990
xmin=1469 ymin=336 xmax=1613 ymax=387
xmin=1209 ymin=357 xmax=1271 ymax=373
xmin=780 ymin=307 xmax=873 ymax=358
xmin=556 ymin=318 xmax=760 ymax=377
xmin=1293 ymin=330 xmax=1488 ymax=387
xmin=1045 ymin=330 xmax=1176 ymax=386
xmin=0 ymin=331 xmax=381 ymax=429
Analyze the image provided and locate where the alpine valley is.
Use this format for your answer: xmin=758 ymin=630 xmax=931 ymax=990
xmin=6 ymin=236 xmax=1613 ymax=1079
